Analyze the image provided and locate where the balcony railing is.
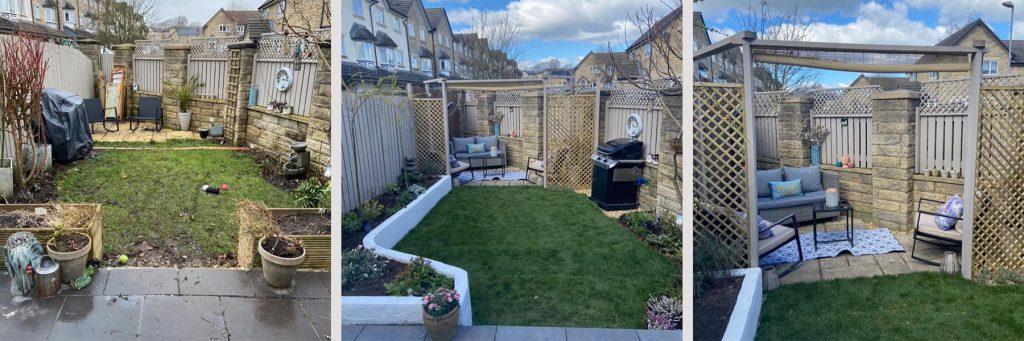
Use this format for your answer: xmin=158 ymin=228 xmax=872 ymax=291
xmin=357 ymin=60 xmax=376 ymax=68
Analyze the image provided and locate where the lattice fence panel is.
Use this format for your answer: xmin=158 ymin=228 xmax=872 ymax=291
xmin=694 ymin=83 xmax=750 ymax=269
xmin=412 ymin=98 xmax=448 ymax=176
xmin=972 ymin=86 xmax=1024 ymax=277
xmin=545 ymin=94 xmax=597 ymax=191
xmin=809 ymin=86 xmax=879 ymax=168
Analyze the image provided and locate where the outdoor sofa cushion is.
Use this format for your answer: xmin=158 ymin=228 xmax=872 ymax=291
xmin=756 ymin=168 xmax=784 ymax=197
xmin=477 ymin=135 xmax=498 ymax=150
xmin=452 ymin=137 xmax=475 ymax=153
xmin=757 ymin=190 xmax=826 ymax=210
xmin=455 ymin=151 xmax=504 ymax=159
xmin=467 ymin=143 xmax=486 ymax=153
xmin=917 ymin=212 xmax=963 ymax=241
xmin=769 ymin=179 xmax=803 ymax=199
xmin=783 ymin=165 xmax=823 ymax=192
xmin=935 ymin=195 xmax=964 ymax=231
xmin=758 ymin=224 xmax=796 ymax=256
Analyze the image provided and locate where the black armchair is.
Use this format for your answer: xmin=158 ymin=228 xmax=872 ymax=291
xmin=911 ymin=197 xmax=963 ymax=265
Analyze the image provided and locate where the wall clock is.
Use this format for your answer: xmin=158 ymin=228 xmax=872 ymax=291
xmin=626 ymin=113 xmax=643 ymax=138
xmin=275 ymin=67 xmax=294 ymax=92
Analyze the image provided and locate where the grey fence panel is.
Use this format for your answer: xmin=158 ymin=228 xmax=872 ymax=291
xmin=340 ymin=92 xmax=416 ymax=212
xmin=40 ymin=42 xmax=95 ymax=98
xmin=133 ymin=40 xmax=170 ymax=93
xmin=754 ymin=91 xmax=785 ymax=161
xmin=251 ymin=34 xmax=319 ymax=116
xmin=605 ymin=84 xmax=663 ymax=156
xmin=188 ymin=58 xmax=229 ymax=98
xmin=494 ymin=91 xmax=523 ymax=137
xmin=100 ymin=50 xmax=113 ymax=83
xmin=809 ymin=86 xmax=879 ymax=168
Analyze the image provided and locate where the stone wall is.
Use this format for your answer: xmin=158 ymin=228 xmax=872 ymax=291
xmin=245 ymin=106 xmax=310 ymax=160
xmin=653 ymin=94 xmax=682 ymax=215
xmin=824 ymin=165 xmax=874 ymax=222
xmin=520 ymin=92 xmax=544 ymax=164
xmin=499 ymin=136 xmax=526 ymax=169
xmin=870 ymin=91 xmax=919 ymax=231
xmin=188 ymin=97 xmax=228 ymax=131
xmin=912 ymin=175 xmax=964 ymax=215
xmin=161 ymin=44 xmax=190 ymax=130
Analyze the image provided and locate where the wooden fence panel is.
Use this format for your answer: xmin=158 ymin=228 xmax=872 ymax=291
xmin=809 ymin=86 xmax=878 ymax=168
xmin=41 ymin=42 xmax=95 ymax=98
xmin=754 ymin=91 xmax=785 ymax=161
xmin=494 ymin=91 xmax=523 ymax=137
xmin=133 ymin=40 xmax=170 ymax=93
xmin=187 ymin=37 xmax=234 ymax=99
xmin=252 ymin=34 xmax=319 ymax=116
xmin=605 ymin=85 xmax=663 ymax=155
xmin=340 ymin=92 xmax=416 ymax=212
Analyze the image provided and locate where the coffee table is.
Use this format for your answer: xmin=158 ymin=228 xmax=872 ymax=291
xmin=812 ymin=201 xmax=854 ymax=249
xmin=465 ymin=155 xmax=505 ymax=180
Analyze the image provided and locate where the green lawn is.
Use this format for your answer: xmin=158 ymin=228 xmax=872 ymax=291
xmin=94 ymin=138 xmax=222 ymax=148
xmin=759 ymin=272 xmax=1024 ymax=340
xmin=394 ymin=186 xmax=678 ymax=328
xmin=56 ymin=148 xmax=291 ymax=262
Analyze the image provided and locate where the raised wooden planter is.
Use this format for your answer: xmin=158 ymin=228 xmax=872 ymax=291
xmin=0 ymin=204 xmax=103 ymax=267
xmin=237 ymin=207 xmax=329 ymax=270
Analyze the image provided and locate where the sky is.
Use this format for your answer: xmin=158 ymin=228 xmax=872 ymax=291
xmin=697 ymin=0 xmax=1023 ymax=87
xmin=156 ymin=0 xmax=264 ymax=25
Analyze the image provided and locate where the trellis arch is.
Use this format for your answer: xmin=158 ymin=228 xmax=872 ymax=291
xmin=544 ymin=92 xmax=598 ymax=191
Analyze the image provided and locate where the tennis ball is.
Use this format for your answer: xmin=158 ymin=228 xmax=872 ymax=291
xmin=117 ymin=254 xmax=129 ymax=264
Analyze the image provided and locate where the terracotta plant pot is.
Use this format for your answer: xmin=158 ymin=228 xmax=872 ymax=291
xmin=257 ymin=236 xmax=306 ymax=288
xmin=46 ymin=232 xmax=92 ymax=284
xmin=423 ymin=306 xmax=460 ymax=341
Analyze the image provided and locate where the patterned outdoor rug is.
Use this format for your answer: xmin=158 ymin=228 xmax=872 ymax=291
xmin=456 ymin=170 xmax=528 ymax=183
xmin=760 ymin=228 xmax=905 ymax=266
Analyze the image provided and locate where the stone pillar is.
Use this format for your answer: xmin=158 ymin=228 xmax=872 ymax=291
xmin=306 ymin=41 xmax=332 ymax=174
xmin=655 ymin=94 xmax=683 ymax=215
xmin=520 ymin=92 xmax=544 ymax=162
xmin=161 ymin=44 xmax=191 ymax=130
xmin=870 ymin=91 xmax=920 ymax=231
xmin=777 ymin=94 xmax=813 ymax=167
xmin=77 ymin=39 xmax=103 ymax=98
xmin=476 ymin=93 xmax=495 ymax=136
xmin=224 ymin=40 xmax=258 ymax=146
xmin=597 ymin=90 xmax=611 ymax=144
xmin=110 ymin=44 xmax=135 ymax=116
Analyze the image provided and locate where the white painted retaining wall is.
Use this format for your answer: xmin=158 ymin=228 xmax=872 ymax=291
xmin=722 ymin=268 xmax=763 ymax=341
xmin=342 ymin=176 xmax=473 ymax=326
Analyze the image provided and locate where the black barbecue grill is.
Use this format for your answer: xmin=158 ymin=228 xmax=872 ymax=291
xmin=590 ymin=138 xmax=645 ymax=210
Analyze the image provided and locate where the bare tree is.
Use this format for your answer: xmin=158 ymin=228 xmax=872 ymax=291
xmin=150 ymin=16 xmax=196 ymax=32
xmin=95 ymin=0 xmax=163 ymax=46
xmin=526 ymin=58 xmax=565 ymax=72
xmin=735 ymin=0 xmax=819 ymax=91
xmin=265 ymin=0 xmax=330 ymax=68
xmin=605 ymin=1 xmax=684 ymax=94
xmin=227 ymin=0 xmax=250 ymax=10
xmin=461 ymin=11 xmax=527 ymax=79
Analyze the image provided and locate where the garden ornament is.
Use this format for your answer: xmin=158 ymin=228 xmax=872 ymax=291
xmin=4 ymin=232 xmax=44 ymax=296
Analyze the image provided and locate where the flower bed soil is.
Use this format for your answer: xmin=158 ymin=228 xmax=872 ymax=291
xmin=261 ymin=236 xmax=304 ymax=258
xmin=277 ymin=213 xmax=329 ymax=235
xmin=694 ymin=276 xmax=742 ymax=341
xmin=342 ymin=260 xmax=405 ymax=296
xmin=246 ymin=148 xmax=303 ymax=191
xmin=49 ymin=232 xmax=90 ymax=252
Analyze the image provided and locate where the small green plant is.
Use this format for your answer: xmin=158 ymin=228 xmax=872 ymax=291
xmin=621 ymin=211 xmax=656 ymax=231
xmin=165 ymin=75 xmax=204 ymax=112
xmin=384 ymin=183 xmax=401 ymax=196
xmin=359 ymin=200 xmax=384 ymax=223
xmin=295 ymin=178 xmax=330 ymax=208
xmin=644 ymin=295 xmax=682 ymax=330
xmin=407 ymin=184 xmax=426 ymax=197
xmin=385 ymin=257 xmax=454 ymax=296
xmin=422 ymin=287 xmax=461 ymax=318
xmin=342 ymin=246 xmax=388 ymax=290
xmin=694 ymin=229 xmax=741 ymax=297
xmin=342 ymin=212 xmax=363 ymax=234
xmin=395 ymin=191 xmax=417 ymax=208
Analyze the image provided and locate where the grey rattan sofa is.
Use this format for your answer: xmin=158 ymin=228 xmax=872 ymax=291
xmin=756 ymin=166 xmax=839 ymax=223
xmin=450 ymin=135 xmax=506 ymax=169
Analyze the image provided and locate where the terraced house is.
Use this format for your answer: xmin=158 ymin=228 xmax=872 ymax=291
xmin=201 ymin=8 xmax=261 ymax=37
xmin=0 ymin=0 xmax=101 ymax=31
xmin=340 ymin=0 xmax=519 ymax=87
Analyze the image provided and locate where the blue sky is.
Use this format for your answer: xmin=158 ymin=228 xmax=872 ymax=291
xmin=697 ymin=0 xmax=1022 ymax=87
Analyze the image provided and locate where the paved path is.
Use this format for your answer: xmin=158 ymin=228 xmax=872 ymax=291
xmin=0 ymin=268 xmax=330 ymax=340
xmin=343 ymin=325 xmax=681 ymax=341
xmin=775 ymin=218 xmax=944 ymax=285
xmin=92 ymin=127 xmax=200 ymax=143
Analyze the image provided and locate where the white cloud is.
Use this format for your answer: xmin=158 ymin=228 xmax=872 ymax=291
xmin=797 ymin=2 xmax=952 ymax=45
xmin=518 ymin=56 xmax=575 ymax=71
xmin=696 ymin=0 xmax=861 ymax=24
xmin=447 ymin=0 xmax=672 ymax=46
xmin=157 ymin=0 xmax=264 ymax=23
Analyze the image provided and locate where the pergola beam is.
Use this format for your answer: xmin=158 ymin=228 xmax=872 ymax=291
xmin=752 ymin=54 xmax=971 ymax=73
xmin=748 ymin=38 xmax=980 ymax=55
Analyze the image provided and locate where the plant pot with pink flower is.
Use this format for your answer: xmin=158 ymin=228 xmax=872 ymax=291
xmin=422 ymin=287 xmax=460 ymax=341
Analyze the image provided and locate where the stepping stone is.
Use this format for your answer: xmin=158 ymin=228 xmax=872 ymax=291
xmin=301 ymin=299 xmax=330 ymax=340
xmin=49 ymin=295 xmax=142 ymax=341
xmin=139 ymin=295 xmax=228 ymax=340
xmin=357 ymin=325 xmax=427 ymax=341
xmin=104 ymin=268 xmax=179 ymax=295
xmin=220 ymin=297 xmax=319 ymax=340
xmin=0 ymin=294 xmax=64 ymax=340
xmin=178 ymin=268 xmax=255 ymax=297
xmin=496 ymin=326 xmax=567 ymax=341
xmin=566 ymin=327 xmax=639 ymax=340
xmin=343 ymin=324 xmax=366 ymax=341
xmin=636 ymin=329 xmax=682 ymax=341
xmin=250 ymin=270 xmax=330 ymax=299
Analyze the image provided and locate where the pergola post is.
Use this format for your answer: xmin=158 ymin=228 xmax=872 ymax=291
xmin=960 ymin=41 xmax=985 ymax=279
xmin=741 ymin=32 xmax=760 ymax=267
xmin=542 ymin=80 xmax=549 ymax=188
xmin=442 ymin=80 xmax=452 ymax=176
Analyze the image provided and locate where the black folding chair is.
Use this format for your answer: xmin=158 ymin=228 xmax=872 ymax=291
xmin=131 ymin=96 xmax=163 ymax=131
xmin=84 ymin=98 xmax=118 ymax=133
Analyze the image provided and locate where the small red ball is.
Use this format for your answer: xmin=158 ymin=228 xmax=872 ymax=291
xmin=220 ymin=184 xmax=229 ymax=190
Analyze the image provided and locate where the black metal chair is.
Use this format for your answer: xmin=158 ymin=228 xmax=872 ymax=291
xmin=757 ymin=214 xmax=803 ymax=277
xmin=911 ymin=197 xmax=963 ymax=265
xmin=84 ymin=98 xmax=118 ymax=133
xmin=525 ymin=156 xmax=545 ymax=184
xmin=130 ymin=96 xmax=163 ymax=131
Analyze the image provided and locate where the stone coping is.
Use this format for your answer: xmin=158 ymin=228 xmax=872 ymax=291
xmin=871 ymin=90 xmax=922 ymax=100
xmin=913 ymin=174 xmax=965 ymax=185
xmin=248 ymin=105 xmax=313 ymax=124
xmin=193 ymin=96 xmax=227 ymax=104
xmin=723 ymin=268 xmax=763 ymax=341
xmin=821 ymin=164 xmax=873 ymax=175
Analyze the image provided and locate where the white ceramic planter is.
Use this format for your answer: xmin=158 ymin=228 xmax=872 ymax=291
xmin=722 ymin=268 xmax=764 ymax=341
xmin=342 ymin=176 xmax=474 ymax=326
xmin=0 ymin=158 xmax=13 ymax=198
xmin=179 ymin=112 xmax=192 ymax=131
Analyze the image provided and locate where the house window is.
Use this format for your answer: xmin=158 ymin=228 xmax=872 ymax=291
xmin=441 ymin=59 xmax=448 ymax=71
xmin=352 ymin=0 xmax=362 ymax=16
xmin=419 ymin=28 xmax=425 ymax=41
xmin=928 ymin=72 xmax=938 ymax=79
xmin=644 ymin=43 xmax=652 ymax=58
xmin=278 ymin=0 xmax=286 ymax=17
xmin=406 ymin=22 xmax=413 ymax=34
xmin=983 ymin=60 xmax=998 ymax=75
xmin=606 ymin=66 xmax=614 ymax=74
xmin=396 ymin=49 xmax=405 ymax=67
xmin=411 ymin=56 xmax=418 ymax=69
xmin=374 ymin=7 xmax=384 ymax=24
xmin=43 ymin=7 xmax=55 ymax=24
xmin=237 ymin=25 xmax=245 ymax=33
xmin=0 ymin=0 xmax=12 ymax=14
xmin=219 ymin=24 xmax=227 ymax=32
xmin=393 ymin=15 xmax=400 ymax=30
xmin=358 ymin=41 xmax=374 ymax=63
xmin=63 ymin=9 xmax=73 ymax=24
xmin=589 ymin=66 xmax=600 ymax=74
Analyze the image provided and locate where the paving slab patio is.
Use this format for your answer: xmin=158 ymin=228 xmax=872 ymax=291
xmin=92 ymin=126 xmax=200 ymax=144
xmin=346 ymin=325 xmax=682 ymax=341
xmin=771 ymin=217 xmax=948 ymax=285
xmin=0 ymin=267 xmax=329 ymax=340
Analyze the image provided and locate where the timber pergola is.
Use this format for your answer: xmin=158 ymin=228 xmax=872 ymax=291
xmin=695 ymin=31 xmax=986 ymax=278
xmin=422 ymin=78 xmax=602 ymax=189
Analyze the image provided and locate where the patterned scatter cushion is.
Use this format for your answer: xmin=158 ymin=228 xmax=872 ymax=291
xmin=737 ymin=211 xmax=775 ymax=240
xmin=935 ymin=195 xmax=964 ymax=231
xmin=756 ymin=169 xmax=784 ymax=197
xmin=769 ymin=179 xmax=803 ymax=200
xmin=467 ymin=143 xmax=486 ymax=153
